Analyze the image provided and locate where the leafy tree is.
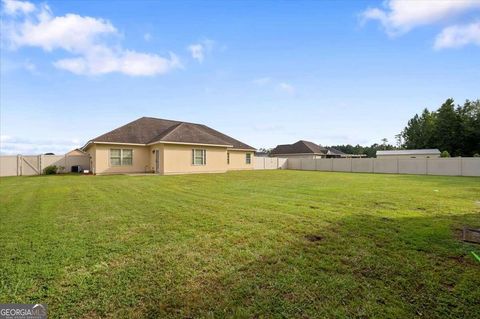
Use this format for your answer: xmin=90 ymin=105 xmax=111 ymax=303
xmin=435 ymin=98 xmax=462 ymax=156
xmin=401 ymin=98 xmax=479 ymax=156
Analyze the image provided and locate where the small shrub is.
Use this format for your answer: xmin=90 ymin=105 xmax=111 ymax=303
xmin=474 ymin=153 xmax=480 ymax=158
xmin=440 ymin=151 xmax=450 ymax=158
xmin=43 ymin=165 xmax=58 ymax=175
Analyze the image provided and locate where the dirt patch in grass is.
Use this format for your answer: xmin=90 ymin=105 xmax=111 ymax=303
xmin=305 ymin=234 xmax=323 ymax=242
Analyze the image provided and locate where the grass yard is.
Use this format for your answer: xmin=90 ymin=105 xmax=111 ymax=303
xmin=0 ymin=170 xmax=479 ymax=318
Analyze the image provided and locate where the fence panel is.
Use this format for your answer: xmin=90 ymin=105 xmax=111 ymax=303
xmin=0 ymin=154 xmax=91 ymax=177
xmin=332 ymin=159 xmax=351 ymax=172
xmin=398 ymin=159 xmax=427 ymax=175
xmin=315 ymin=159 xmax=332 ymax=171
xmin=427 ymin=158 xmax=461 ymax=176
xmin=22 ymin=156 xmax=41 ymax=175
xmin=301 ymin=158 xmax=316 ymax=170
xmin=461 ymin=158 xmax=480 ymax=177
xmin=253 ymin=157 xmax=287 ymax=170
xmin=285 ymin=157 xmax=479 ymax=177
xmin=373 ymin=159 xmax=398 ymax=174
xmin=0 ymin=156 xmax=18 ymax=177
xmin=351 ymin=158 xmax=374 ymax=173
xmin=288 ymin=158 xmax=302 ymax=170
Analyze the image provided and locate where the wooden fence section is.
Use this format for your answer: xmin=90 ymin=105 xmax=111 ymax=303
xmin=0 ymin=154 xmax=90 ymax=177
xmin=287 ymin=157 xmax=480 ymax=177
xmin=254 ymin=157 xmax=288 ymax=170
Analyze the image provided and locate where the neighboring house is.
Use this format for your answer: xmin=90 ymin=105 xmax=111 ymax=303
xmin=82 ymin=117 xmax=255 ymax=175
xmin=65 ymin=149 xmax=88 ymax=156
xmin=270 ymin=140 xmax=326 ymax=159
xmin=270 ymin=140 xmax=364 ymax=159
xmin=376 ymin=149 xmax=441 ymax=159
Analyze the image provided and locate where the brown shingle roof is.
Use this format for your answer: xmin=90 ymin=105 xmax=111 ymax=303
xmin=270 ymin=140 xmax=327 ymax=155
xmin=87 ymin=117 xmax=255 ymax=150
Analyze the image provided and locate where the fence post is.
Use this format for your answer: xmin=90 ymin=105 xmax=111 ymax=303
xmin=458 ymin=157 xmax=462 ymax=176
xmin=16 ymin=155 xmax=20 ymax=176
xmin=426 ymin=158 xmax=429 ymax=175
xmin=396 ymin=158 xmax=399 ymax=174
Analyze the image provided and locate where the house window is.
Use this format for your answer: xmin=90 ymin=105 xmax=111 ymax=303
xmin=227 ymin=152 xmax=230 ymax=164
xmin=110 ymin=149 xmax=133 ymax=166
xmin=246 ymin=153 xmax=252 ymax=164
xmin=192 ymin=149 xmax=206 ymax=165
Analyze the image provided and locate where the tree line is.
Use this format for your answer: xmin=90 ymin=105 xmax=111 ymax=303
xmin=333 ymin=98 xmax=479 ymax=157
xmin=260 ymin=98 xmax=479 ymax=158
xmin=401 ymin=98 xmax=479 ymax=157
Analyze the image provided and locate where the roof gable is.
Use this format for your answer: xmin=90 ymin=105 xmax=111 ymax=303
xmin=88 ymin=117 xmax=255 ymax=150
xmin=271 ymin=140 xmax=326 ymax=155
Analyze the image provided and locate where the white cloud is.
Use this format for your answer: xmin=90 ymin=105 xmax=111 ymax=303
xmin=23 ymin=60 xmax=36 ymax=71
xmin=252 ymin=77 xmax=271 ymax=86
xmin=361 ymin=0 xmax=480 ymax=36
xmin=188 ymin=44 xmax=204 ymax=62
xmin=278 ymin=82 xmax=295 ymax=95
xmin=434 ymin=22 xmax=480 ymax=49
xmin=2 ymin=0 xmax=34 ymax=15
xmin=2 ymin=0 xmax=181 ymax=76
xmin=0 ymin=135 xmax=81 ymax=155
xmin=54 ymin=48 xmax=180 ymax=76
xmin=187 ymin=39 xmax=214 ymax=63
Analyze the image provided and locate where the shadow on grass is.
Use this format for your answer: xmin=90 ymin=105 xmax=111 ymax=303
xmin=137 ymin=212 xmax=480 ymax=319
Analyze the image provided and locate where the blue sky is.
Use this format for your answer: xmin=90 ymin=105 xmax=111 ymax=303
xmin=1 ymin=0 xmax=479 ymax=154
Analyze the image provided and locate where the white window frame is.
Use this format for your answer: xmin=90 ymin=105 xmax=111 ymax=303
xmin=192 ymin=149 xmax=206 ymax=165
xmin=246 ymin=153 xmax=252 ymax=164
xmin=110 ymin=149 xmax=133 ymax=166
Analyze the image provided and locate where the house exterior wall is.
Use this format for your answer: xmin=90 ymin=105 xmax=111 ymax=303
xmin=162 ymin=144 xmax=229 ymax=175
xmin=85 ymin=143 xmax=255 ymax=175
xmin=227 ymin=150 xmax=254 ymax=170
xmin=87 ymin=144 xmax=150 ymax=174
xmin=149 ymin=144 xmax=165 ymax=173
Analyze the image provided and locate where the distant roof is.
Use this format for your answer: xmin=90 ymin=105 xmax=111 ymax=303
xmin=326 ymin=147 xmax=346 ymax=156
xmin=376 ymin=149 xmax=441 ymax=156
xmin=85 ymin=117 xmax=255 ymax=150
xmin=270 ymin=140 xmax=327 ymax=155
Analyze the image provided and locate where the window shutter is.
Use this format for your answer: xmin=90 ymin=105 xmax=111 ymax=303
xmin=192 ymin=149 xmax=194 ymax=165
xmin=204 ymin=150 xmax=206 ymax=165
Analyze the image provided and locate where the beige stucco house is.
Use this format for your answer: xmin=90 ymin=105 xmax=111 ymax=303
xmin=82 ymin=117 xmax=255 ymax=175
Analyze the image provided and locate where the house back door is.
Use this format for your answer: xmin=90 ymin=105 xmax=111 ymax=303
xmin=155 ymin=150 xmax=160 ymax=173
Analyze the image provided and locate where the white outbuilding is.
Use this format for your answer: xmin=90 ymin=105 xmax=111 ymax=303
xmin=376 ymin=149 xmax=441 ymax=159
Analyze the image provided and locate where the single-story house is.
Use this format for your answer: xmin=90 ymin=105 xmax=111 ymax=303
xmin=269 ymin=140 xmax=326 ymax=159
xmin=81 ymin=117 xmax=256 ymax=175
xmin=269 ymin=140 xmax=363 ymax=159
xmin=376 ymin=149 xmax=441 ymax=159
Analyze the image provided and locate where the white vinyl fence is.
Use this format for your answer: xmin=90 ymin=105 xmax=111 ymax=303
xmin=287 ymin=157 xmax=480 ymax=177
xmin=0 ymin=154 xmax=90 ymax=177
xmin=254 ymin=157 xmax=288 ymax=170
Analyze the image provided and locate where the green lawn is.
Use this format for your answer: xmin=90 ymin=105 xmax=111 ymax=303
xmin=0 ymin=171 xmax=479 ymax=318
